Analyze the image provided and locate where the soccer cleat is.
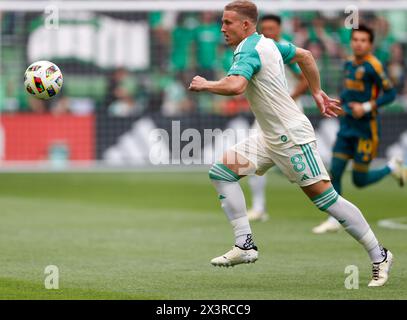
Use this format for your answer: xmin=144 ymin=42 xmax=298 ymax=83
xmin=211 ymin=245 xmax=258 ymax=267
xmin=368 ymin=248 xmax=393 ymax=287
xmin=312 ymin=218 xmax=341 ymax=234
xmin=247 ymin=208 xmax=269 ymax=222
xmin=389 ymin=156 xmax=406 ymax=187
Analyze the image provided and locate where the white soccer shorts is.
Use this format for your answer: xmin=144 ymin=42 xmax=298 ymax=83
xmin=230 ymin=134 xmax=330 ymax=187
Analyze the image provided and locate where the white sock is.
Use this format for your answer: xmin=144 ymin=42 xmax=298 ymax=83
xmin=313 ymin=188 xmax=385 ymax=263
xmin=209 ymin=163 xmax=254 ymax=249
xmin=211 ymin=180 xmax=254 ymax=248
xmin=248 ymin=175 xmax=267 ymax=212
xmin=387 ymin=159 xmax=396 ymax=172
xmin=358 ymin=230 xmax=387 ymax=263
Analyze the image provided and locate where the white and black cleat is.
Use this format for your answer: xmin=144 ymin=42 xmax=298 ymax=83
xmin=368 ymin=248 xmax=393 ymax=287
xmin=211 ymin=245 xmax=258 ymax=267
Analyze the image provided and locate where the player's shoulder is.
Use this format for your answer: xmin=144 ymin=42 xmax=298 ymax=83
xmin=234 ymin=33 xmax=262 ymax=56
xmin=344 ymin=56 xmax=354 ymax=66
xmin=363 ymin=54 xmax=384 ymax=74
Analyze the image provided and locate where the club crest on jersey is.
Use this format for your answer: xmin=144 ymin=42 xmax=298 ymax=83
xmin=355 ymin=66 xmax=365 ymax=80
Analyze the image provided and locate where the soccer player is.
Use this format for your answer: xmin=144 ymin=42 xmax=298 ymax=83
xmin=312 ymin=25 xmax=404 ymax=234
xmin=189 ymin=0 xmax=392 ymax=286
xmin=247 ymin=14 xmax=308 ymax=222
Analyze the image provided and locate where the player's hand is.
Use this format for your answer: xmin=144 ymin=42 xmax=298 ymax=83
xmin=348 ymin=102 xmax=365 ymax=119
xmin=312 ymin=90 xmax=342 ymax=118
xmin=188 ymin=76 xmax=208 ymax=92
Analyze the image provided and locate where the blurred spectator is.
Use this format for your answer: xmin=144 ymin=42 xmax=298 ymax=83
xmin=307 ymin=14 xmax=340 ymax=57
xmin=372 ymin=16 xmax=397 ymax=65
xmin=51 ymin=96 xmax=71 ymax=115
xmin=194 ymin=12 xmax=221 ymax=80
xmin=1 ymin=12 xmax=18 ymax=35
xmin=27 ymin=94 xmax=70 ymax=115
xmin=161 ymin=72 xmax=194 ymax=116
xmin=303 ymin=39 xmax=333 ymax=91
xmin=149 ymin=12 xmax=171 ymax=70
xmin=105 ymin=68 xmax=142 ymax=117
xmin=304 ymin=39 xmax=326 ymax=69
xmin=387 ymin=43 xmax=406 ymax=93
xmin=336 ymin=20 xmax=352 ymax=59
xmin=170 ymin=13 xmax=197 ymax=72
xmin=292 ymin=20 xmax=309 ymax=49
xmin=28 ymin=97 xmax=48 ymax=114
xmin=2 ymin=10 xmax=406 ymax=117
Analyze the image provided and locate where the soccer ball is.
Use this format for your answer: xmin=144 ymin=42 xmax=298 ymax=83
xmin=24 ymin=61 xmax=63 ymax=100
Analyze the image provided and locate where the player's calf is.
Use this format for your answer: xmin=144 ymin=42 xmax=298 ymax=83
xmin=208 ymin=162 xmax=258 ymax=265
xmin=304 ymin=181 xmax=392 ymax=285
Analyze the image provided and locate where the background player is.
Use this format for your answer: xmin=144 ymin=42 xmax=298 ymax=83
xmin=312 ymin=25 xmax=405 ymax=234
xmin=247 ymin=14 xmax=308 ymax=222
xmin=189 ymin=0 xmax=393 ymax=287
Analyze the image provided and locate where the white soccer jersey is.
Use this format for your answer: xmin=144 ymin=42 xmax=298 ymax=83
xmin=228 ymin=32 xmax=315 ymax=149
xmin=280 ymin=38 xmax=304 ymax=111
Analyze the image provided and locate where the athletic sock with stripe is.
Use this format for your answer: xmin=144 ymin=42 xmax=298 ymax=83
xmin=209 ymin=163 xmax=255 ymax=250
xmin=312 ymin=187 xmax=385 ymax=263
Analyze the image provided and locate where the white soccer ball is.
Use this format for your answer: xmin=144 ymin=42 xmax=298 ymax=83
xmin=24 ymin=60 xmax=63 ymax=100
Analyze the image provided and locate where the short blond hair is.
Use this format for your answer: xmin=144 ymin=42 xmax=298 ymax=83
xmin=224 ymin=0 xmax=258 ymax=24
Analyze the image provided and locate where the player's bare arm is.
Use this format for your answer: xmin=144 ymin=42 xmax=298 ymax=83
xmin=188 ymin=75 xmax=248 ymax=96
xmin=291 ymin=47 xmax=342 ymax=118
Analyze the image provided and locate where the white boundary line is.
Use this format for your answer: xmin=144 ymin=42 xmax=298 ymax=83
xmin=1 ymin=1 xmax=407 ymax=12
xmin=377 ymin=217 xmax=407 ymax=230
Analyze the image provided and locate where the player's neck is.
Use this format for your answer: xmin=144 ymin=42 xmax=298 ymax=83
xmin=243 ymin=29 xmax=257 ymax=40
xmin=354 ymin=52 xmax=372 ymax=64
xmin=234 ymin=30 xmax=257 ymax=47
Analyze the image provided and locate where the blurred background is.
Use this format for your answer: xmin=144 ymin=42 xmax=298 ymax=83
xmin=0 ymin=0 xmax=406 ymax=169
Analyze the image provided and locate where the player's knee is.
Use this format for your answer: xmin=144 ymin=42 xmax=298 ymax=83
xmin=352 ymin=171 xmax=368 ymax=188
xmin=208 ymin=163 xmax=241 ymax=182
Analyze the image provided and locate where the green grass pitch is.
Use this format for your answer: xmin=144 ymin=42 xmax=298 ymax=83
xmin=0 ymin=171 xmax=406 ymax=299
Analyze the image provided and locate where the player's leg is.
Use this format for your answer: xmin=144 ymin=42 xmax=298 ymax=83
xmin=209 ymin=151 xmax=254 ymax=250
xmin=303 ymin=180 xmax=393 ymax=286
xmin=312 ymin=136 xmax=352 ymax=234
xmin=208 ymin=135 xmax=272 ymax=267
xmin=247 ymin=120 xmax=269 ymax=222
xmin=294 ymin=143 xmax=393 ymax=286
xmin=352 ymin=138 xmax=405 ymax=187
xmin=247 ymin=174 xmax=269 ymax=222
